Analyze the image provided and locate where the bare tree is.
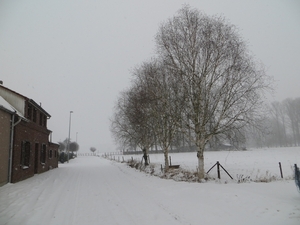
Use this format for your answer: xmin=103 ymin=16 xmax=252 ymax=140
xmin=111 ymin=82 xmax=156 ymax=165
xmin=155 ymin=6 xmax=271 ymax=179
xmin=133 ymin=59 xmax=184 ymax=169
xmin=69 ymin=142 xmax=79 ymax=157
xmin=284 ymin=98 xmax=300 ymax=146
xmin=111 ymin=91 xmax=136 ymax=150
xmin=269 ymin=101 xmax=288 ymax=147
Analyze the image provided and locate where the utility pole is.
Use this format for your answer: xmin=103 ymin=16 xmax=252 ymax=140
xmin=67 ymin=111 xmax=73 ymax=163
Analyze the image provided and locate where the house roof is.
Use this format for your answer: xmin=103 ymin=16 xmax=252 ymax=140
xmin=0 ymin=85 xmax=51 ymax=118
xmin=29 ymin=99 xmax=51 ymax=118
xmin=0 ymin=96 xmax=26 ymax=120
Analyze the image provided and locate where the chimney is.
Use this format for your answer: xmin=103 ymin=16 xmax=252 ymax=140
xmin=0 ymin=81 xmax=3 ymax=85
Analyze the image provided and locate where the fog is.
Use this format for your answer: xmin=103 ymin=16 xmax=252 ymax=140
xmin=1 ymin=0 xmax=299 ymax=152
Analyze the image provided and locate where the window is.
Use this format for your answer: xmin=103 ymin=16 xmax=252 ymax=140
xmin=41 ymin=144 xmax=46 ymax=164
xmin=49 ymin=149 xmax=53 ymax=159
xmin=21 ymin=141 xmax=30 ymax=168
xmin=35 ymin=143 xmax=39 ymax=153
xmin=27 ymin=105 xmax=32 ymax=120
xmin=43 ymin=115 xmax=47 ymax=127
xmin=39 ymin=114 xmax=47 ymax=127
xmin=33 ymin=108 xmax=37 ymax=122
xmin=39 ymin=113 xmax=43 ymax=126
xmin=54 ymin=150 xmax=57 ymax=158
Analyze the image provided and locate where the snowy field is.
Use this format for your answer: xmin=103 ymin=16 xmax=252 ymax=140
xmin=0 ymin=147 xmax=299 ymax=225
xmin=122 ymin=147 xmax=300 ymax=182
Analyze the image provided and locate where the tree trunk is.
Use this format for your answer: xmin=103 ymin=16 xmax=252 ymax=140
xmin=164 ymin=147 xmax=169 ymax=171
xmin=196 ymin=136 xmax=205 ymax=179
xmin=197 ymin=149 xmax=205 ymax=180
xmin=296 ymin=119 xmax=300 ymax=146
xmin=143 ymin=148 xmax=149 ymax=166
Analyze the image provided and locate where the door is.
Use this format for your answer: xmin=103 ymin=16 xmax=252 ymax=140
xmin=34 ymin=143 xmax=39 ymax=174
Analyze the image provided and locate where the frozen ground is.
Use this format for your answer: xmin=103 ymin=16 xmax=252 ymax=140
xmin=0 ymin=148 xmax=300 ymax=225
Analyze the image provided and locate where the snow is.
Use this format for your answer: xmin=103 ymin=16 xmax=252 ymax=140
xmin=123 ymin=147 xmax=300 ymax=182
xmin=0 ymin=96 xmax=24 ymax=118
xmin=0 ymin=148 xmax=300 ymax=225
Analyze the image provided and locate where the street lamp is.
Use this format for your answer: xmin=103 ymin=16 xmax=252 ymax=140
xmin=67 ymin=111 xmax=73 ymax=163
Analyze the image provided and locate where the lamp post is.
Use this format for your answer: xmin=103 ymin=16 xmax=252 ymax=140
xmin=67 ymin=111 xmax=73 ymax=163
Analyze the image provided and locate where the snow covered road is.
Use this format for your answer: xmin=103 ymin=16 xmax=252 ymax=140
xmin=0 ymin=156 xmax=299 ymax=225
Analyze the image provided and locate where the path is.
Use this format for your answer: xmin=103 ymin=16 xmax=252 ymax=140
xmin=0 ymin=156 xmax=299 ymax=225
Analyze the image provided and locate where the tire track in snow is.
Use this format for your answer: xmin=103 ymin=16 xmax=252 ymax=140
xmin=0 ymin=157 xmax=191 ymax=225
xmin=106 ymin=160 xmax=191 ymax=225
xmin=71 ymin=170 xmax=81 ymax=225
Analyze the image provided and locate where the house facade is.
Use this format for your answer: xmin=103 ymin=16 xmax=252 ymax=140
xmin=0 ymin=84 xmax=59 ymax=185
xmin=0 ymin=103 xmax=13 ymax=186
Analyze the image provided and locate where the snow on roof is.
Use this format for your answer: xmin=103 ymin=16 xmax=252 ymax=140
xmin=0 ymin=96 xmax=26 ymax=119
xmin=0 ymin=85 xmax=51 ymax=118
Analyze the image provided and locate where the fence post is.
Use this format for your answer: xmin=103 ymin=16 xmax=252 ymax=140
xmin=279 ymin=162 xmax=283 ymax=178
xmin=217 ymin=161 xmax=221 ymax=179
xmin=219 ymin=163 xmax=233 ymax=179
xmin=169 ymin=156 xmax=172 ymax=166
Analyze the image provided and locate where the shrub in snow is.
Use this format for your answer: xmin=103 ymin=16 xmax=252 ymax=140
xmin=118 ymin=156 xmax=295 ymax=184
xmin=126 ymin=160 xmax=199 ymax=182
xmin=236 ymin=174 xmax=251 ymax=183
xmin=254 ymin=170 xmax=278 ymax=183
xmin=59 ymin=152 xmax=68 ymax=163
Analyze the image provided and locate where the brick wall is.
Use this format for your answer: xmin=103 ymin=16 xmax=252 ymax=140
xmin=0 ymin=110 xmax=11 ymax=186
xmin=11 ymin=119 xmax=58 ymax=183
xmin=48 ymin=142 xmax=59 ymax=169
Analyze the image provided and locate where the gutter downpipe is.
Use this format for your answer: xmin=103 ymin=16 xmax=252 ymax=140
xmin=8 ymin=112 xmax=22 ymax=183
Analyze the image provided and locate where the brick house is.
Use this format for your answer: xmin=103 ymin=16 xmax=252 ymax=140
xmin=0 ymin=84 xmax=59 ymax=185
xmin=0 ymin=97 xmax=14 ymax=186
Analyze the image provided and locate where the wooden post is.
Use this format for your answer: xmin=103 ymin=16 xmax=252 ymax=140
xmin=169 ymin=156 xmax=172 ymax=166
xmin=279 ymin=162 xmax=283 ymax=178
xmin=206 ymin=162 xmax=218 ymax=174
xmin=217 ymin=161 xmax=221 ymax=179
xmin=219 ymin=163 xmax=233 ymax=179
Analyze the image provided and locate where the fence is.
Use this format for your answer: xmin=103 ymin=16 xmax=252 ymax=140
xmin=77 ymin=153 xmax=99 ymax=157
xmin=206 ymin=161 xmax=233 ymax=180
xmin=295 ymin=164 xmax=300 ymax=192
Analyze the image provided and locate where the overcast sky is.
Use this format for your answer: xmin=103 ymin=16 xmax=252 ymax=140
xmin=1 ymin=0 xmax=299 ymax=153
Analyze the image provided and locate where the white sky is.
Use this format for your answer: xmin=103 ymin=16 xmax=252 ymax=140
xmin=1 ymin=0 xmax=299 ymax=153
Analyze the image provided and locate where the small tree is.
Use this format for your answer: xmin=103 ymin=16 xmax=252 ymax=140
xmin=90 ymin=147 xmax=96 ymax=153
xmin=133 ymin=59 xmax=184 ymax=169
xmin=58 ymin=138 xmax=79 ymax=161
xmin=69 ymin=142 xmax=79 ymax=158
xmin=111 ymin=83 xmax=156 ymax=164
xmin=58 ymin=142 xmax=65 ymax=154
xmin=58 ymin=141 xmax=67 ymax=163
